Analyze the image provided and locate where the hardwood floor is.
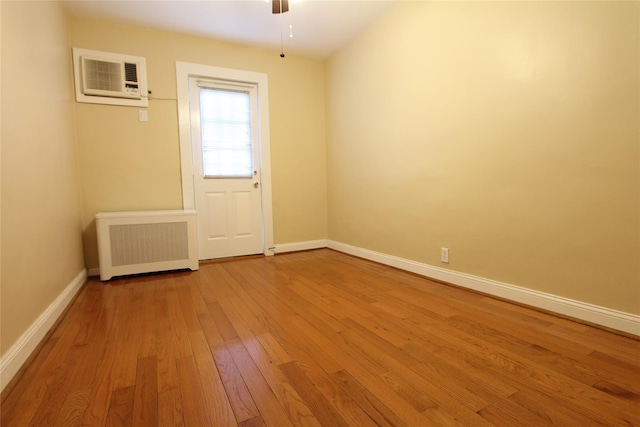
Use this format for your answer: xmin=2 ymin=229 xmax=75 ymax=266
xmin=2 ymin=249 xmax=639 ymax=426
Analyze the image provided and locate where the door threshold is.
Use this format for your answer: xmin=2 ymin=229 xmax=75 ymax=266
xmin=199 ymin=254 xmax=265 ymax=265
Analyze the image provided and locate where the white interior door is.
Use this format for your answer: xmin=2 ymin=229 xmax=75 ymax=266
xmin=189 ymin=77 xmax=264 ymax=260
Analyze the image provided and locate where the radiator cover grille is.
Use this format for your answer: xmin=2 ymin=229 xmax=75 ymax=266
xmin=110 ymin=222 xmax=189 ymax=266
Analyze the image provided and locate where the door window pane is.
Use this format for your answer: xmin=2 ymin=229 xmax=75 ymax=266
xmin=200 ymin=88 xmax=253 ymax=177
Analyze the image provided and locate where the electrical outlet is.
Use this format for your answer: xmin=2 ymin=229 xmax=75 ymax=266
xmin=441 ymin=247 xmax=449 ymax=264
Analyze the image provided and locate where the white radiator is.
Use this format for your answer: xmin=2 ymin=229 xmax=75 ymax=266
xmin=96 ymin=210 xmax=199 ymax=281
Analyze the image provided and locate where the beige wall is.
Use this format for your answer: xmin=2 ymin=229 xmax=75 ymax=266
xmin=326 ymin=2 xmax=639 ymax=314
xmin=69 ymin=18 xmax=328 ymax=269
xmin=1 ymin=1 xmax=85 ymax=356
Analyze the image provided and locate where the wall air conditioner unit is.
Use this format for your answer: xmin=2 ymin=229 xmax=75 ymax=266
xmin=81 ymin=56 xmax=141 ymax=99
xmin=72 ymin=48 xmax=148 ymax=107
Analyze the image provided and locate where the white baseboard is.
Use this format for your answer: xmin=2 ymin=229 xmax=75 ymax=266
xmin=0 ymin=269 xmax=87 ymax=392
xmin=273 ymin=239 xmax=328 ymax=254
xmin=327 ymin=240 xmax=640 ymax=336
xmin=88 ymin=239 xmax=328 ymax=276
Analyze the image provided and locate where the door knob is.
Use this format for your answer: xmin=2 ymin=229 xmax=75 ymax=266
xmin=253 ymin=182 xmax=259 ymax=188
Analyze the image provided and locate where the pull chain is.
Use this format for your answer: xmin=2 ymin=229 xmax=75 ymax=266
xmin=279 ymin=0 xmax=285 ymax=57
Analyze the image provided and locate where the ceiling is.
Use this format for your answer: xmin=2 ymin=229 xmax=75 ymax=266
xmin=62 ymin=0 xmax=397 ymax=59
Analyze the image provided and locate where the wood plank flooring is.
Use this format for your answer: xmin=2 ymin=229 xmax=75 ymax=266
xmin=2 ymin=249 xmax=639 ymax=426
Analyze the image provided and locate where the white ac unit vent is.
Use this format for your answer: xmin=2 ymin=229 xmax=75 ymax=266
xmin=72 ymin=48 xmax=148 ymax=107
xmin=81 ymin=56 xmax=141 ymax=99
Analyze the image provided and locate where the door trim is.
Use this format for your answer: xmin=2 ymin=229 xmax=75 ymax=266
xmin=176 ymin=61 xmax=274 ymax=256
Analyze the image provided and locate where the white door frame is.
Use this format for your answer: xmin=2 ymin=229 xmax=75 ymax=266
xmin=176 ymin=61 xmax=274 ymax=257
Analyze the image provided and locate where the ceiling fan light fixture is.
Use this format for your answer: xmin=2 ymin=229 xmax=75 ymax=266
xmin=272 ymin=0 xmax=289 ymax=14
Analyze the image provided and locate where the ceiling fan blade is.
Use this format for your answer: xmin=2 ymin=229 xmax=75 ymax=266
xmin=272 ymin=0 xmax=289 ymax=14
